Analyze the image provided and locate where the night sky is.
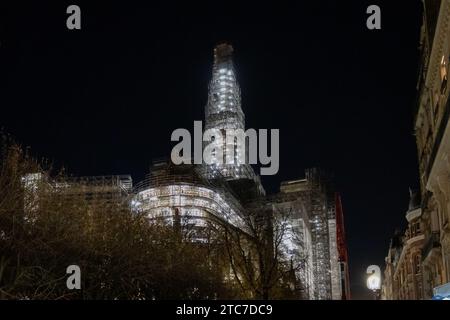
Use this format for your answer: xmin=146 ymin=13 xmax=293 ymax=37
xmin=1 ymin=1 xmax=423 ymax=299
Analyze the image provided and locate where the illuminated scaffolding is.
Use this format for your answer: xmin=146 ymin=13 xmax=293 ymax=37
xmin=269 ymin=191 xmax=315 ymax=299
xmin=130 ymin=44 xmax=345 ymax=299
xmin=275 ymin=169 xmax=341 ymax=300
xmin=306 ymin=169 xmax=333 ymax=300
xmin=133 ymin=161 xmax=248 ymax=238
xmin=204 ymin=43 xmax=254 ymax=181
xmin=17 ymin=43 xmax=348 ymax=300
xmin=55 ymin=175 xmax=133 ymax=204
xmin=21 ymin=173 xmax=133 ymax=219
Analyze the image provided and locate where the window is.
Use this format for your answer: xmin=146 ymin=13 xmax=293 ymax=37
xmin=414 ymin=221 xmax=421 ymax=235
xmin=410 ymin=221 xmax=421 ymax=237
xmin=414 ymin=255 xmax=421 ymax=275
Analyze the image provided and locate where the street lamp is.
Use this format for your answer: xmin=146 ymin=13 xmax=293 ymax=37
xmin=366 ymin=265 xmax=381 ymax=300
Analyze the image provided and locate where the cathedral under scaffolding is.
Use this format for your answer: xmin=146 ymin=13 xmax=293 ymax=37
xmin=130 ymin=43 xmax=350 ymax=299
xmin=21 ymin=42 xmax=350 ymax=300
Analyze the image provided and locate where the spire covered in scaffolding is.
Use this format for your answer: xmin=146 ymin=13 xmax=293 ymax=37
xmin=204 ymin=43 xmax=253 ymax=180
xmin=205 ymin=43 xmax=245 ymax=130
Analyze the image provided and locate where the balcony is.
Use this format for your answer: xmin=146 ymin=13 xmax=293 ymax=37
xmin=422 ymin=232 xmax=441 ymax=261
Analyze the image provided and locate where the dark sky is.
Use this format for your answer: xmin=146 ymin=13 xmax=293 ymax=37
xmin=0 ymin=1 xmax=422 ymax=299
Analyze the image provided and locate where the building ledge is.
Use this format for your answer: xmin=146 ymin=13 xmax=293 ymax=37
xmin=407 ymin=234 xmax=425 ymax=246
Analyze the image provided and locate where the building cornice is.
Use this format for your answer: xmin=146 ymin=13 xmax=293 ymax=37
xmin=406 ymin=234 xmax=425 ymax=247
xmin=406 ymin=207 xmax=422 ymax=222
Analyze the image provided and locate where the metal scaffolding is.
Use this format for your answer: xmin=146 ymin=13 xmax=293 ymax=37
xmin=18 ymin=43 xmax=348 ymax=300
xmin=133 ymin=161 xmax=248 ymax=236
xmin=273 ymin=169 xmax=341 ymax=300
xmin=268 ymin=190 xmax=315 ymax=299
xmin=54 ymin=175 xmax=133 ymax=204
xmin=204 ymin=43 xmax=254 ymax=181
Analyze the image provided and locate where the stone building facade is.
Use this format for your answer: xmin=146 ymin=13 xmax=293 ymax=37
xmin=382 ymin=192 xmax=425 ymax=300
xmin=382 ymin=0 xmax=450 ymax=300
xmin=415 ymin=0 xmax=450 ymax=298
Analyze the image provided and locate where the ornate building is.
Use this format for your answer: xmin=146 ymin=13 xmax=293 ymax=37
xmin=414 ymin=0 xmax=450 ymax=298
xmin=382 ymin=230 xmax=402 ymax=300
xmin=382 ymin=192 xmax=425 ymax=300
xmin=383 ymin=0 xmax=450 ymax=300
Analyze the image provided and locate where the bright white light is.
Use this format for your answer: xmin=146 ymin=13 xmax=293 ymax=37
xmin=219 ymin=68 xmax=227 ymax=74
xmin=366 ymin=265 xmax=381 ymax=291
xmin=367 ymin=274 xmax=381 ymax=291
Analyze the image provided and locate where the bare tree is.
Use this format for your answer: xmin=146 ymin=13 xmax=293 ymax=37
xmin=0 ymin=136 xmax=308 ymax=300
xmin=216 ymin=202 xmax=306 ymax=300
xmin=0 ymin=137 xmax=233 ymax=300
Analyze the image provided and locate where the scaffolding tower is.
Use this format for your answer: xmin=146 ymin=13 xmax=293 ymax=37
xmin=204 ymin=43 xmax=255 ymax=181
